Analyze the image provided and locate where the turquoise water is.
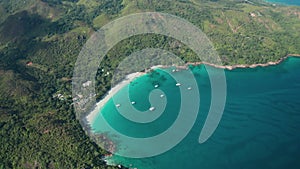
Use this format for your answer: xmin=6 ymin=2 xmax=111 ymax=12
xmin=92 ymin=57 xmax=300 ymax=169
xmin=266 ymin=0 xmax=300 ymax=6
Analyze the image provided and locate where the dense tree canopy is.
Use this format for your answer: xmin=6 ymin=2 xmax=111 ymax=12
xmin=0 ymin=0 xmax=299 ymax=168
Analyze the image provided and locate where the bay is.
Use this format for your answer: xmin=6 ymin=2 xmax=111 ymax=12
xmin=91 ymin=57 xmax=300 ymax=169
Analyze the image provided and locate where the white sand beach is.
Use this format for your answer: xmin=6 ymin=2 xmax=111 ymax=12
xmin=86 ymin=72 xmax=146 ymax=124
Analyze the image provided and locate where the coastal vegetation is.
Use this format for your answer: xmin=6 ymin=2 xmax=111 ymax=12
xmin=0 ymin=0 xmax=299 ymax=168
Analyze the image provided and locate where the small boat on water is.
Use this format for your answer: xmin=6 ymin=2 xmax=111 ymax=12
xmin=131 ymin=101 xmax=136 ymax=105
xmin=160 ymin=94 xmax=164 ymax=98
xmin=176 ymin=83 xmax=181 ymax=86
xmin=187 ymin=87 xmax=192 ymax=90
xmin=154 ymin=84 xmax=159 ymax=88
xmin=149 ymin=107 xmax=155 ymax=111
xmin=172 ymin=69 xmax=179 ymax=73
xmin=116 ymin=104 xmax=121 ymax=108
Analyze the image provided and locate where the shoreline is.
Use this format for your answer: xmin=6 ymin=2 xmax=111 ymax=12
xmin=86 ymin=72 xmax=146 ymax=125
xmin=185 ymin=54 xmax=300 ymax=70
xmin=85 ymin=65 xmax=167 ymax=125
xmin=86 ymin=54 xmax=300 ymax=125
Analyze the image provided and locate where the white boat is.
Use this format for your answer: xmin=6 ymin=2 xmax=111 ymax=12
xmin=154 ymin=84 xmax=159 ymax=88
xmin=160 ymin=94 xmax=164 ymax=98
xmin=172 ymin=69 xmax=179 ymax=73
xmin=131 ymin=101 xmax=136 ymax=105
xmin=176 ymin=83 xmax=181 ymax=86
xmin=149 ymin=107 xmax=155 ymax=111
xmin=116 ymin=104 xmax=121 ymax=108
xmin=187 ymin=87 xmax=192 ymax=90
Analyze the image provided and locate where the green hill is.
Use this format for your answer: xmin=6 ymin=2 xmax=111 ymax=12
xmin=0 ymin=0 xmax=299 ymax=168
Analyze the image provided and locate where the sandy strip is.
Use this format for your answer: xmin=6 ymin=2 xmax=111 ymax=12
xmin=86 ymin=65 xmax=166 ymax=124
xmin=86 ymin=72 xmax=146 ymax=124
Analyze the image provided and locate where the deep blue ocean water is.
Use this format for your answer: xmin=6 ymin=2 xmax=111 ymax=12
xmin=266 ymin=0 xmax=300 ymax=6
xmin=91 ymin=57 xmax=300 ymax=169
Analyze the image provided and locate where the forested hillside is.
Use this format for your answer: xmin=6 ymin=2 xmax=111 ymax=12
xmin=0 ymin=0 xmax=299 ymax=168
